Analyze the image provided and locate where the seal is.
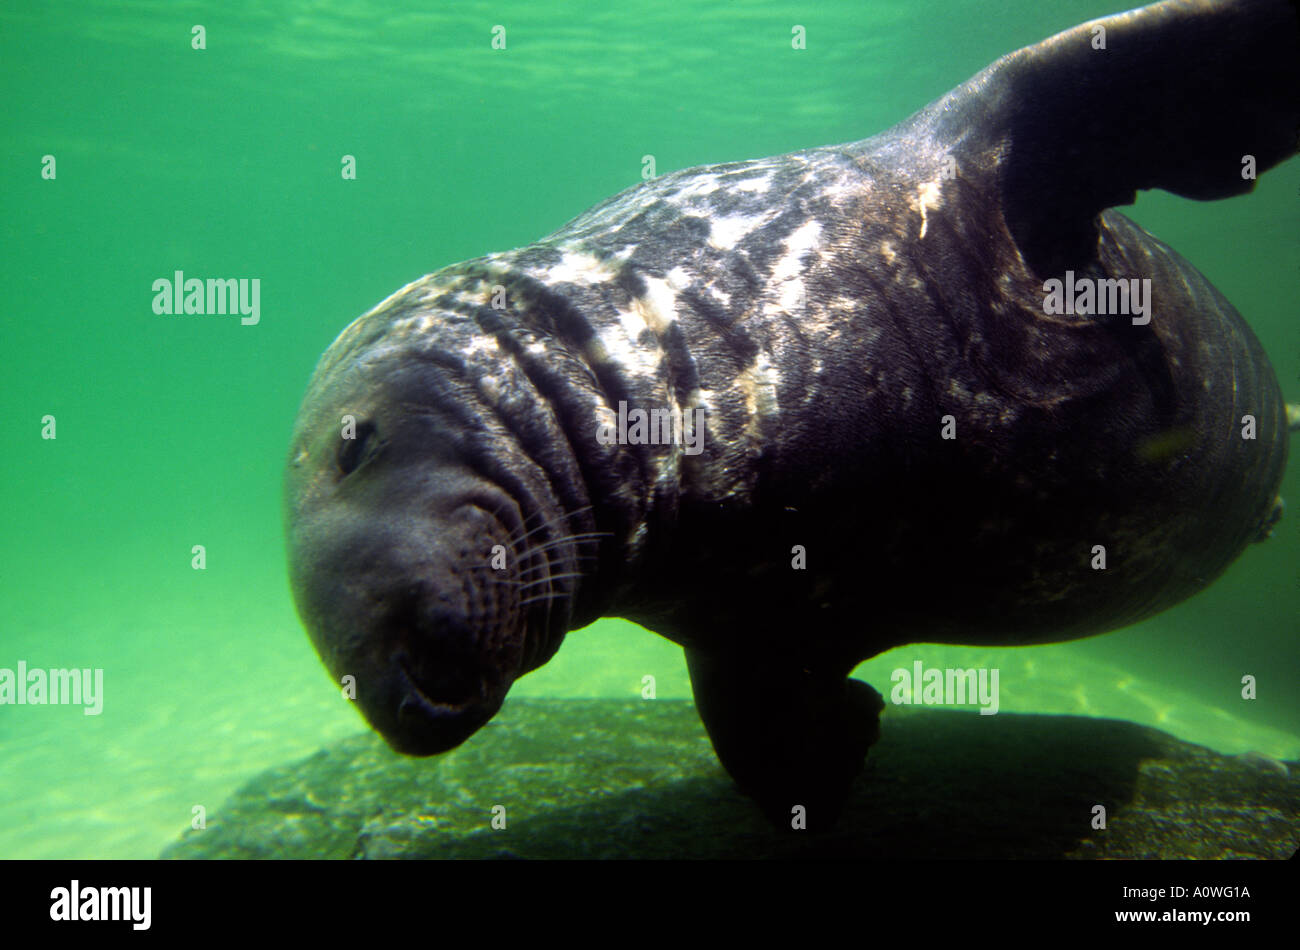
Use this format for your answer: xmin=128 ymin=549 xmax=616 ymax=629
xmin=284 ymin=0 xmax=1297 ymax=825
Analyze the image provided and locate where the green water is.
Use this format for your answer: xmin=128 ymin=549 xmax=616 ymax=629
xmin=2 ymin=0 xmax=1296 ymax=859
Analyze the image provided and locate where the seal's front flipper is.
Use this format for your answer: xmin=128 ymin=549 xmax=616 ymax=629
xmin=930 ymin=0 xmax=1300 ymax=274
xmin=686 ymin=647 xmax=884 ymax=829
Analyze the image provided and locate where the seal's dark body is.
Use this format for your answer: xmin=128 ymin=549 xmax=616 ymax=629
xmin=597 ymin=156 xmax=1284 ymax=661
xmin=286 ymin=0 xmax=1296 ymax=824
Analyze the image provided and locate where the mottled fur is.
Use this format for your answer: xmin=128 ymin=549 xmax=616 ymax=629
xmin=286 ymin=0 xmax=1295 ymax=824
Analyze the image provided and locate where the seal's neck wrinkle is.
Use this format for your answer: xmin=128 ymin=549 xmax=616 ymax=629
xmin=353 ymin=258 xmax=679 ymax=628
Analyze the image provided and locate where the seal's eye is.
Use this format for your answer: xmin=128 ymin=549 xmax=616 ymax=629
xmin=337 ymin=420 xmax=379 ymax=477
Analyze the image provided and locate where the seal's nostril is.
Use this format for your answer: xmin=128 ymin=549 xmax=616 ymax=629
xmin=387 ymin=595 xmax=485 ymax=710
xmin=399 ymin=628 xmax=484 ymax=708
xmin=414 ymin=661 xmax=481 ymax=707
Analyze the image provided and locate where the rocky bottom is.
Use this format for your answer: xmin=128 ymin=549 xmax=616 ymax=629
xmin=162 ymin=698 xmax=1299 ymax=859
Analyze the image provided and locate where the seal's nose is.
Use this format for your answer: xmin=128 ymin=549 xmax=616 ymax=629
xmin=367 ymin=588 xmax=502 ymax=754
xmin=389 ymin=656 xmax=499 ymax=755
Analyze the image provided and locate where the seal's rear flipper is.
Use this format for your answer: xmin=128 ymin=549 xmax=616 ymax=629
xmin=928 ymin=0 xmax=1300 ymax=274
xmin=685 ymin=647 xmax=884 ymax=829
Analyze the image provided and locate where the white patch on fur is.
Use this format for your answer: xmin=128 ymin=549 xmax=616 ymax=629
xmin=736 ymin=350 xmax=780 ymax=439
xmin=477 ymin=375 xmax=503 ymax=405
xmin=733 ymin=172 xmax=773 ymax=193
xmin=594 ymin=320 xmax=660 ymax=382
xmin=634 ymin=275 xmax=679 ymax=334
xmin=616 ymin=307 xmax=646 ymax=341
xmin=777 ymin=279 xmax=806 ymax=314
xmin=708 ymin=212 xmax=768 ymax=250
xmin=758 ymin=220 xmax=822 ymax=316
xmin=464 ymin=335 xmax=500 ymax=358
xmin=916 ymin=179 xmax=943 ymax=240
xmin=772 ymin=220 xmax=822 ymax=282
xmin=544 ymin=250 xmax=614 ymax=285
xmin=599 ymin=273 xmax=682 ymax=389
xmin=672 ymin=176 xmax=722 ymax=200
xmin=666 ymin=266 xmax=693 ymax=291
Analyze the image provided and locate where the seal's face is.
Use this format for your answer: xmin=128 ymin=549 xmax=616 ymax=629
xmin=283 ymin=353 xmax=538 ymax=756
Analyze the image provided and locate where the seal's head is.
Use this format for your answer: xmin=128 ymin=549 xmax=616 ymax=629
xmin=283 ymin=308 xmax=576 ymax=756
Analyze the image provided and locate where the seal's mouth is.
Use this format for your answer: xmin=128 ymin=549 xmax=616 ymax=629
xmin=385 ymin=654 xmax=507 ymax=756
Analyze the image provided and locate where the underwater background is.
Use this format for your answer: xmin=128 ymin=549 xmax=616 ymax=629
xmin=1 ymin=0 xmax=1295 ymax=859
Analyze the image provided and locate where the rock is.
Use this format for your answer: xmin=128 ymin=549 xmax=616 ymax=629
xmin=161 ymin=699 xmax=1299 ymax=859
